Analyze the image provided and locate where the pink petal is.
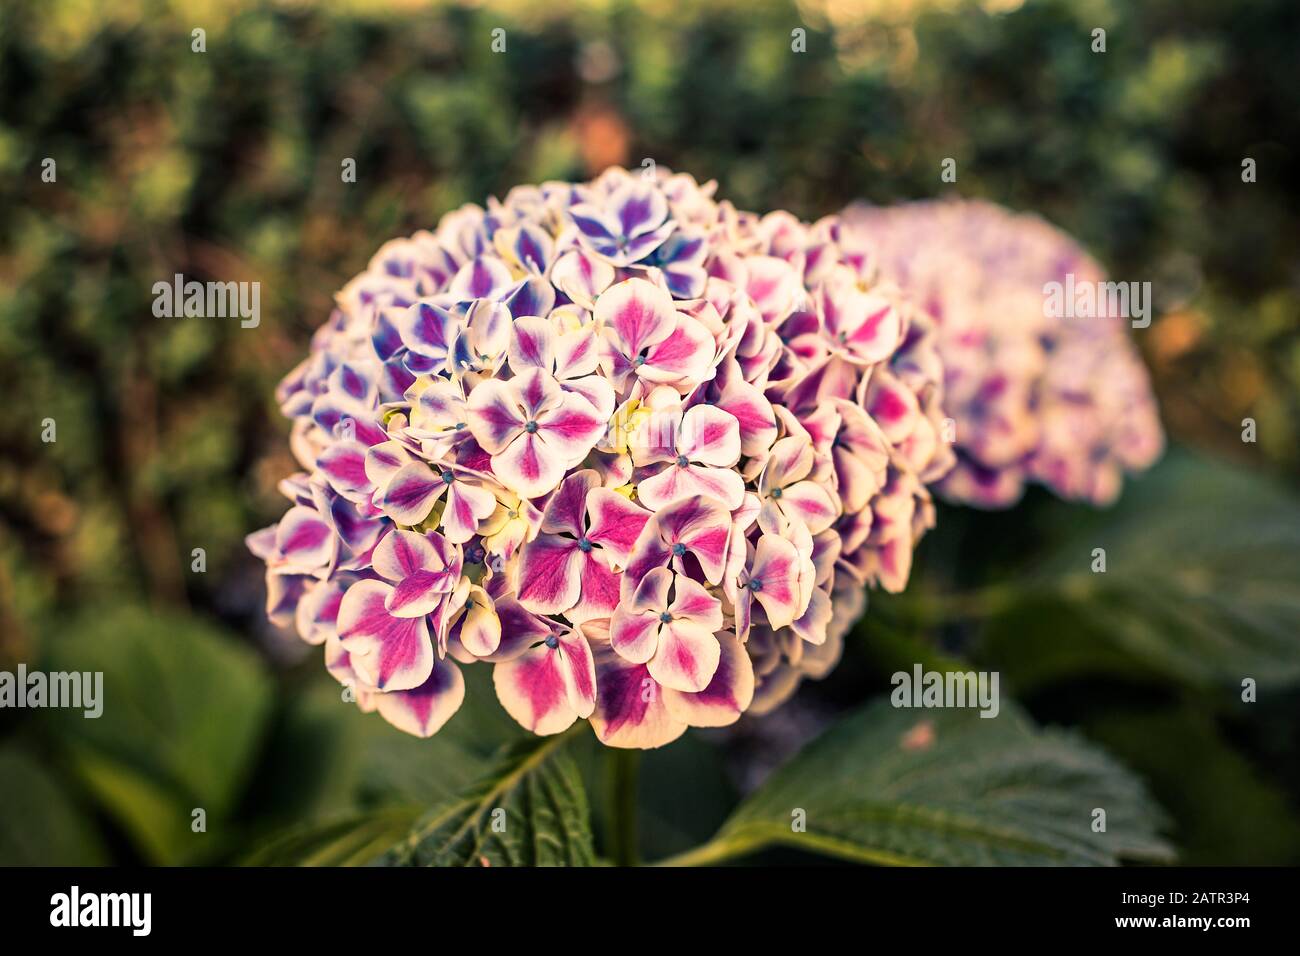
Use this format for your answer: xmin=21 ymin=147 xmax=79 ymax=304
xmin=637 ymin=462 xmax=746 ymax=511
xmin=595 ymin=278 xmax=675 ymax=357
xmin=609 ymin=608 xmax=661 ymax=665
xmin=715 ymin=380 xmax=778 ymax=457
xmin=515 ymin=533 xmax=583 ymax=614
xmin=337 ymin=579 xmax=434 ymax=691
xmin=657 ymin=496 xmax=733 ymax=584
xmin=371 ymin=528 xmax=439 ymax=581
xmin=541 ymin=469 xmax=600 ymax=538
xmin=749 ymin=534 xmax=801 ymax=629
xmin=449 ymin=255 xmax=513 ymax=301
xmin=764 ymin=435 xmax=814 ymax=488
xmin=662 ymin=632 xmax=754 ymax=727
xmin=317 ymin=440 xmax=373 ymax=502
xmin=676 ymin=405 xmax=741 ymax=467
xmin=667 ymin=576 xmax=724 ymax=631
xmin=557 ymin=629 xmax=598 ymax=719
xmin=440 ymin=480 xmax=497 ymax=544
xmin=456 ymin=587 xmax=501 ymax=657
xmin=508 ymin=315 xmax=557 ymax=373
xmin=493 ymin=432 xmax=567 ymax=499
xmin=584 ymin=489 xmax=652 ymax=565
xmin=566 ymin=550 xmax=623 ymax=623
xmin=397 ymin=301 xmax=460 ymax=359
xmin=790 ymin=586 xmax=833 ymax=646
xmin=640 ymin=315 xmax=714 ymax=387
xmin=364 ymin=440 xmax=413 ymax=489
xmin=779 ymin=480 xmax=840 ymax=535
xmin=648 ymin=619 xmax=721 ymax=693
xmin=484 ymin=595 xmax=556 ymax=662
xmin=552 ymin=248 xmax=615 ymax=310
xmin=554 ymin=326 xmax=601 ymax=379
xmin=744 ymin=255 xmax=801 ymax=322
xmin=535 ymin=392 xmax=607 ymax=465
xmin=560 ymin=374 xmax=616 ymax=421
xmin=629 ymin=564 xmax=673 ymax=612
xmin=493 ymin=641 xmax=582 ymax=735
xmin=386 ymin=568 xmax=454 ymax=618
xmin=839 ymin=294 xmax=901 ymax=363
xmin=381 ymin=463 xmax=444 ymax=525
xmin=375 ymin=659 xmax=465 ymax=738
xmin=465 ymin=378 xmax=526 ymax=454
xmin=273 ymin=506 xmax=337 ymax=574
xmin=620 ymin=519 xmax=674 ymax=600
xmin=294 ymin=577 xmax=347 ymax=646
xmin=589 ymin=647 xmax=687 ymax=749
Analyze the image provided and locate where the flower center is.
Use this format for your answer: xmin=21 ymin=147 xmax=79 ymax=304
xmin=672 ymin=542 xmax=687 ymax=557
xmin=454 ymin=421 xmax=466 ymax=430
xmin=658 ymin=612 xmax=673 ymax=624
xmin=524 ymin=420 xmax=539 ymax=433
xmin=634 ymin=355 xmax=647 ymax=367
xmin=441 ymin=469 xmax=454 ymax=483
xmin=545 ymin=635 xmax=559 ymax=649
xmin=770 ymin=487 xmax=783 ymax=499
xmin=749 ymin=579 xmax=763 ymax=592
xmin=578 ymin=537 xmax=593 ymax=553
xmin=676 ymin=454 xmax=690 ymax=467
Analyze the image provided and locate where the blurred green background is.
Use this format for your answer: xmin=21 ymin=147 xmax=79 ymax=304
xmin=0 ymin=0 xmax=1297 ymax=866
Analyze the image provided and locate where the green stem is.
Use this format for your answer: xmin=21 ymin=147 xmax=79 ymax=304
xmin=605 ymin=748 xmax=640 ymax=866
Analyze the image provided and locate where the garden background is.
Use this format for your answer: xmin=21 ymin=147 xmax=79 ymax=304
xmin=1 ymin=0 xmax=1297 ymax=865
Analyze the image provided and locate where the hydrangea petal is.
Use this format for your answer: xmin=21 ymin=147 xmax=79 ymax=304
xmin=648 ymin=619 xmax=721 ymax=693
xmin=381 ymin=463 xmax=444 ymax=525
xmin=516 ymin=534 xmax=584 ymax=614
xmin=662 ymin=632 xmax=754 ymax=727
xmin=337 ymin=579 xmax=434 ymax=691
xmin=375 ymin=660 xmax=465 ymax=738
xmin=589 ymin=648 xmax=687 ymax=749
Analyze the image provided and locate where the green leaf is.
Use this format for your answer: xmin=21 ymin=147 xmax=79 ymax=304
xmin=0 ymin=744 xmax=108 ymax=865
xmin=992 ymin=451 xmax=1300 ymax=691
xmin=662 ymin=698 xmax=1172 ymax=867
xmin=383 ymin=728 xmax=596 ymax=867
xmin=40 ymin=606 xmax=274 ymax=864
xmin=1083 ymin=706 xmax=1300 ymax=866
xmin=242 ymin=808 xmax=422 ymax=867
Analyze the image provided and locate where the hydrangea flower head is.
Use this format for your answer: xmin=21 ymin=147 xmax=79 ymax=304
xmin=841 ymin=200 xmax=1163 ymax=508
xmin=250 ymin=169 xmax=954 ymax=747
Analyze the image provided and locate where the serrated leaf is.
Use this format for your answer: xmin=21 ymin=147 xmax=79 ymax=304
xmin=383 ymin=730 xmax=595 ymax=867
xmin=665 ymin=699 xmax=1172 ymax=867
xmin=997 ymin=451 xmax=1300 ymax=689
